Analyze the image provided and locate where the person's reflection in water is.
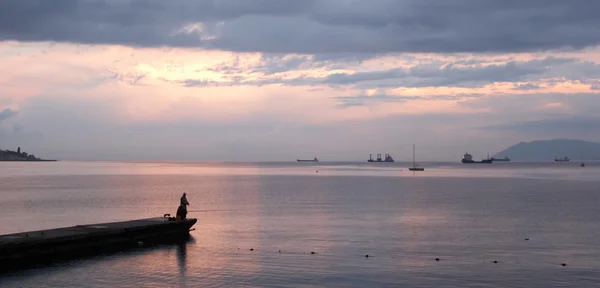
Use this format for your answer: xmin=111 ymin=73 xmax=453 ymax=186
xmin=177 ymin=241 xmax=188 ymax=277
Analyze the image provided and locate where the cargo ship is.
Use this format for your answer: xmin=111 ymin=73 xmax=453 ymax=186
xmin=461 ymin=153 xmax=492 ymax=164
xmin=297 ymin=157 xmax=318 ymax=162
xmin=368 ymin=153 xmax=394 ymax=162
xmin=554 ymin=156 xmax=570 ymax=162
xmin=490 ymin=156 xmax=510 ymax=162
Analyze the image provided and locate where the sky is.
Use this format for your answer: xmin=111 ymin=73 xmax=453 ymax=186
xmin=1 ymin=0 xmax=600 ymax=161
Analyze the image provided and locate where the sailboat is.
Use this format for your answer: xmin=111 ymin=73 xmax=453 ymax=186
xmin=408 ymin=144 xmax=424 ymax=171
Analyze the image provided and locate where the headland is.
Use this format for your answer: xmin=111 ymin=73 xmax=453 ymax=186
xmin=0 ymin=147 xmax=57 ymax=162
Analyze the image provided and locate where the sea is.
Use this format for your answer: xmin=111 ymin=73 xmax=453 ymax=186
xmin=0 ymin=161 xmax=599 ymax=287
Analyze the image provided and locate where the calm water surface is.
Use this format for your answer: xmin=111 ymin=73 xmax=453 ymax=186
xmin=1 ymin=161 xmax=599 ymax=287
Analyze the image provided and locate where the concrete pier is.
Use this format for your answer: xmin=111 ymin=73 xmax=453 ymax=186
xmin=0 ymin=217 xmax=197 ymax=271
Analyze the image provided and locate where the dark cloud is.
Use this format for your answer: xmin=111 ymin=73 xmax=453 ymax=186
xmin=1 ymin=0 xmax=600 ymax=53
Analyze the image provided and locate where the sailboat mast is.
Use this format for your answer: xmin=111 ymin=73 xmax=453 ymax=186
xmin=413 ymin=144 xmax=415 ymax=166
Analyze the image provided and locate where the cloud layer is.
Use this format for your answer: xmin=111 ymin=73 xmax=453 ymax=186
xmin=2 ymin=0 xmax=600 ymax=53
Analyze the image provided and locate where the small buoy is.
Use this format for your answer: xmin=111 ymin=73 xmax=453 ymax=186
xmin=365 ymin=255 xmax=369 ymax=258
xmin=278 ymin=250 xmax=281 ymax=253
xmin=311 ymin=251 xmax=316 ymax=255
xmin=561 ymin=263 xmax=567 ymax=267
xmin=525 ymin=238 xmax=530 ymax=241
xmin=435 ymin=258 xmax=440 ymax=261
xmin=493 ymin=260 xmax=498 ymax=264
xmin=316 ymin=171 xmax=319 ymax=173
xmin=250 ymin=248 xmax=254 ymax=251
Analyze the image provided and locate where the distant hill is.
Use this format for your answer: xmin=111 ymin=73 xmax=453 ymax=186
xmin=493 ymin=139 xmax=600 ymax=161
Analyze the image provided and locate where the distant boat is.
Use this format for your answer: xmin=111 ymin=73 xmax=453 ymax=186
xmin=408 ymin=144 xmax=424 ymax=171
xmin=462 ymin=152 xmax=492 ymax=164
xmin=554 ymin=156 xmax=570 ymax=162
xmin=297 ymin=157 xmax=318 ymax=162
xmin=367 ymin=153 xmax=394 ymax=162
xmin=490 ymin=156 xmax=510 ymax=162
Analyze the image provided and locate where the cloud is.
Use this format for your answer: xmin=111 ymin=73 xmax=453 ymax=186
xmin=513 ymin=83 xmax=541 ymax=90
xmin=253 ymin=54 xmax=314 ymax=75
xmin=205 ymin=53 xmax=382 ymax=76
xmin=1 ymin=1 xmax=600 ymax=54
xmin=334 ymin=94 xmax=409 ymax=108
xmin=460 ymin=92 xmax=600 ymax=116
xmin=7 ymin=94 xmax=496 ymax=161
xmin=6 ymin=87 xmax=600 ymax=161
xmin=334 ymin=93 xmax=483 ymax=108
xmin=110 ymin=71 xmax=147 ymax=86
xmin=481 ymin=116 xmax=600 ymax=134
xmin=0 ymin=108 xmax=17 ymax=122
xmin=180 ymin=56 xmax=585 ymax=88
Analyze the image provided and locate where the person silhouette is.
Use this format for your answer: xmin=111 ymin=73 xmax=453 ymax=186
xmin=176 ymin=193 xmax=190 ymax=220
xmin=180 ymin=193 xmax=190 ymax=208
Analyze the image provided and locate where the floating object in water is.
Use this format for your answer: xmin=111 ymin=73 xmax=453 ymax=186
xmin=461 ymin=152 xmax=492 ymax=164
xmin=435 ymin=258 xmax=440 ymax=261
xmin=297 ymin=157 xmax=318 ymax=162
xmin=493 ymin=260 xmax=498 ymax=264
xmin=311 ymin=251 xmax=316 ymax=255
xmin=408 ymin=144 xmax=425 ymax=171
xmin=278 ymin=250 xmax=281 ymax=253
xmin=368 ymin=153 xmax=395 ymax=162
xmin=562 ymin=263 xmax=567 ymax=267
xmin=250 ymin=248 xmax=254 ymax=251
xmin=365 ymin=254 xmax=369 ymax=258
xmin=525 ymin=238 xmax=530 ymax=241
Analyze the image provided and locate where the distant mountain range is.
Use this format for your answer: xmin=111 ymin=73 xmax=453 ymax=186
xmin=493 ymin=139 xmax=600 ymax=161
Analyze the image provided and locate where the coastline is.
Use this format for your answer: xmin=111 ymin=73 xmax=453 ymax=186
xmin=0 ymin=159 xmax=58 ymax=162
